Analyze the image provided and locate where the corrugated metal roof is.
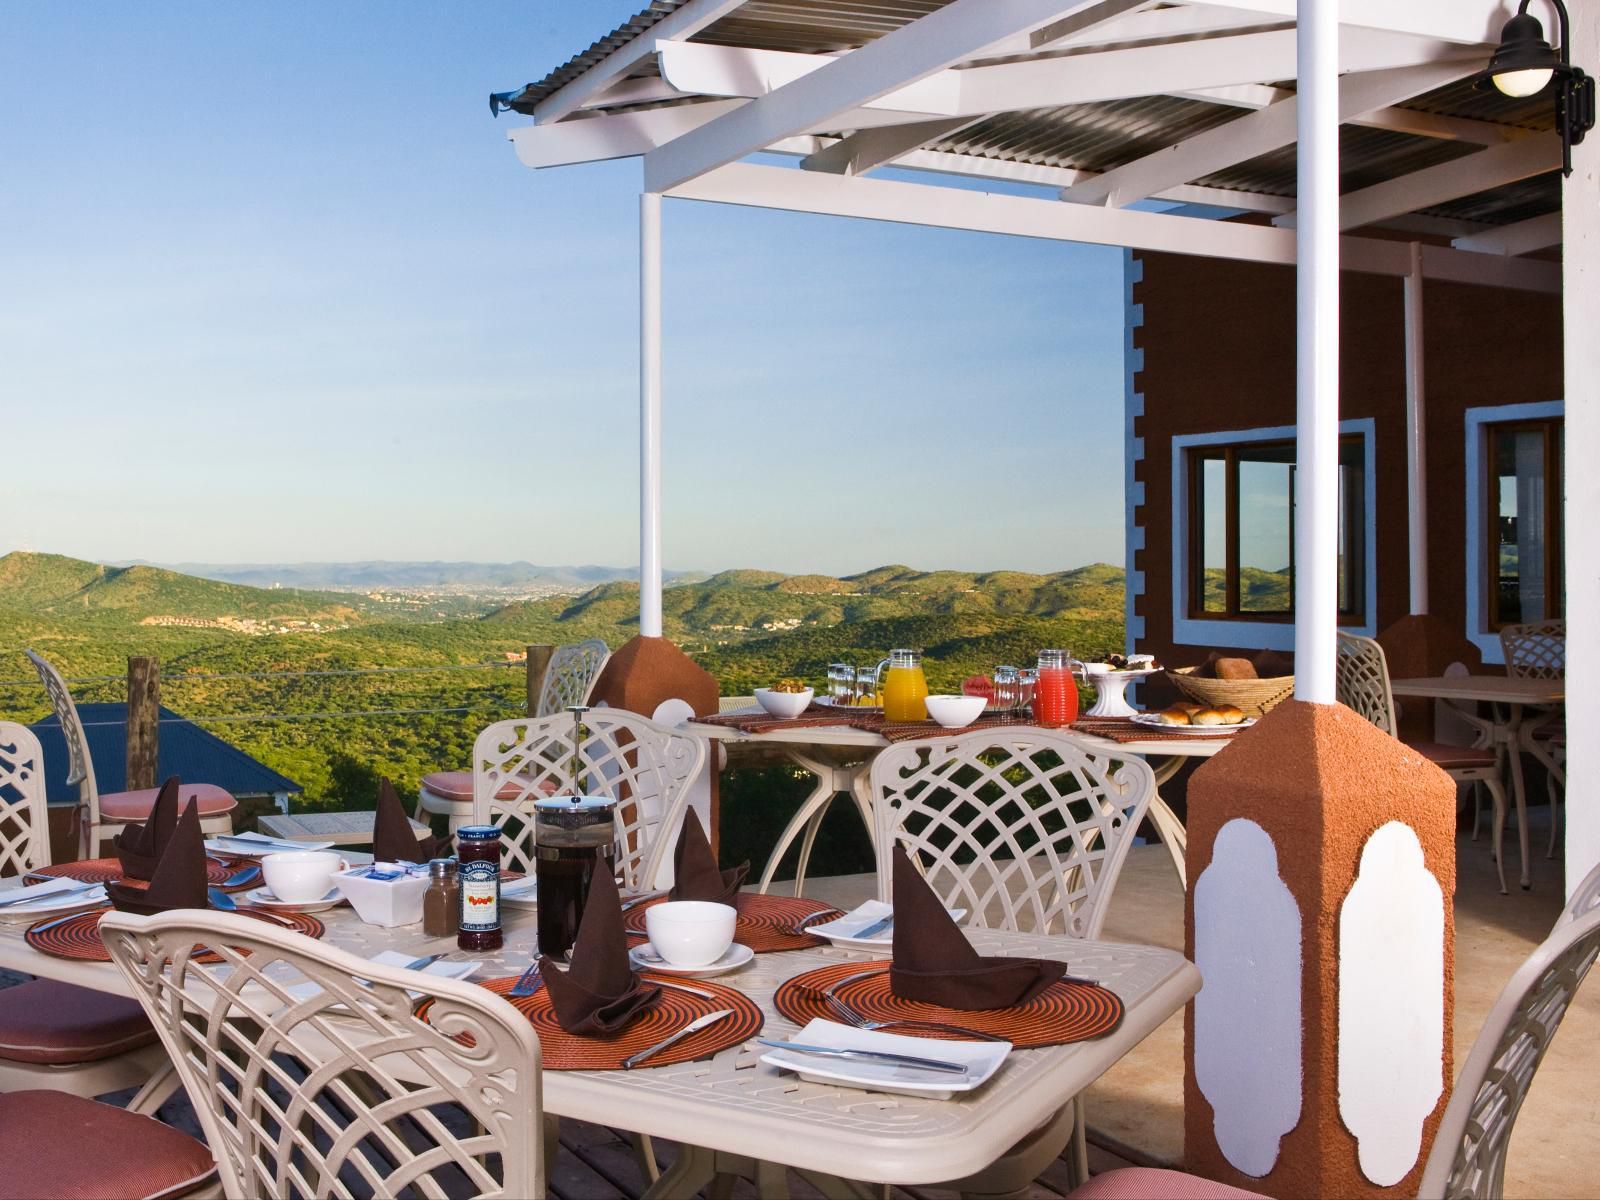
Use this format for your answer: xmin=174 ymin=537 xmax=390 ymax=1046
xmin=500 ymin=1 xmax=1561 ymax=228
xmin=30 ymin=704 xmax=302 ymax=804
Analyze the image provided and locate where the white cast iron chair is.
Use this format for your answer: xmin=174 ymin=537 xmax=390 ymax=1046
xmin=0 ymin=720 xmax=179 ymax=1109
xmin=1067 ymin=858 xmax=1600 ymax=1200
xmin=471 ymin=708 xmax=705 ymax=892
xmin=417 ymin=639 xmax=611 ymax=832
xmin=101 ymin=908 xmax=545 ymax=1200
xmin=1500 ymin=620 xmax=1565 ymax=857
xmin=25 ymin=649 xmax=237 ymax=857
xmin=1336 ymin=633 xmax=1518 ymax=892
xmin=862 ymin=728 xmax=1158 ymax=1196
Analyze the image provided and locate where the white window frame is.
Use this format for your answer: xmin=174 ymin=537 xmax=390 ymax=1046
xmin=1171 ymin=419 xmax=1377 ymax=651
xmin=1464 ymin=399 xmax=1565 ymax=664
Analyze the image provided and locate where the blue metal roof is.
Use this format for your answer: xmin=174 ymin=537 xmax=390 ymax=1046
xmin=31 ymin=704 xmax=302 ymax=805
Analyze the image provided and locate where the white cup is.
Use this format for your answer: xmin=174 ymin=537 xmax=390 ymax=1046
xmin=644 ymin=900 xmax=737 ymax=967
xmin=261 ymin=851 xmax=342 ymax=904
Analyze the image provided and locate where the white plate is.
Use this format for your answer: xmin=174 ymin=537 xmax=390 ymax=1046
xmin=0 ymin=882 xmax=107 ymax=921
xmin=806 ymin=900 xmax=967 ymax=951
xmin=1129 ymin=712 xmax=1255 ymax=735
xmin=500 ymin=878 xmax=539 ymax=908
xmin=760 ymin=1018 xmax=1011 ymax=1099
xmin=629 ymin=941 xmax=754 ymax=977
xmin=241 ymin=885 xmax=346 ymax=913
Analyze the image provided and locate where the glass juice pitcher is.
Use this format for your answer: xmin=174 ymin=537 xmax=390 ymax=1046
xmin=1033 ymin=648 xmax=1079 ymax=727
xmin=880 ymin=648 xmax=929 ymax=722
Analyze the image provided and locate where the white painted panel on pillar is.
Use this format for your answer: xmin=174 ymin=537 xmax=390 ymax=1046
xmin=1194 ymin=818 xmax=1303 ymax=1177
xmin=1338 ymin=820 xmax=1445 ymax=1186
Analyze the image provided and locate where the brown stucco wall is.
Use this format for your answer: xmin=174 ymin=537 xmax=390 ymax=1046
xmin=1129 ymin=249 xmax=1563 ymax=678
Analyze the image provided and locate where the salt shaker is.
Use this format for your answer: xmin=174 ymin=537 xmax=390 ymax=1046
xmin=422 ymin=858 xmax=460 ymax=939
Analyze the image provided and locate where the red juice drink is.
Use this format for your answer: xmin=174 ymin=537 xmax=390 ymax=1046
xmin=1033 ymin=650 xmax=1079 ymax=727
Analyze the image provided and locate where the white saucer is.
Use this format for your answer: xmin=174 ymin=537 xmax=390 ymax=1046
xmin=500 ymin=878 xmax=538 ymax=908
xmin=241 ymin=885 xmax=346 ymax=913
xmin=629 ymin=941 xmax=754 ymax=976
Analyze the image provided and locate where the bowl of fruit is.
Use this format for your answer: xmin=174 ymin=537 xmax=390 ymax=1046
xmin=755 ymin=679 xmax=814 ymax=719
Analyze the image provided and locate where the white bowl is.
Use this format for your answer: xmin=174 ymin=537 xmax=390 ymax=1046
xmin=334 ymin=865 xmax=431 ymax=928
xmin=924 ymin=694 xmax=987 ymax=728
xmin=754 ymin=687 xmax=813 ymax=719
xmin=645 ymin=900 xmax=737 ymax=967
xmin=261 ymin=851 xmax=343 ymax=904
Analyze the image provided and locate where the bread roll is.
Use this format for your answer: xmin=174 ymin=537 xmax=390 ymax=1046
xmin=1215 ymin=704 xmax=1246 ymax=724
xmin=1158 ymin=706 xmax=1192 ymax=726
xmin=1214 ymin=657 xmax=1259 ymax=681
xmin=1177 ymin=702 xmax=1205 ymax=714
xmin=1190 ymin=707 xmax=1228 ymax=726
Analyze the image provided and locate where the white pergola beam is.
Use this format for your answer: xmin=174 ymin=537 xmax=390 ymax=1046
xmin=644 ymin=0 xmax=1141 ymax=193
xmin=1193 ymin=0 xmax=1505 ymax=46
xmin=532 ymin=0 xmax=748 ymax=124
xmin=1451 ymin=210 xmax=1563 ymax=256
xmin=1062 ymin=59 xmax=1475 ymax=208
xmin=1174 ymin=84 xmax=1527 ymax=148
xmin=1030 ymin=3 xmax=1289 ymax=52
xmin=510 ymin=101 xmax=745 ymax=168
xmin=800 ymin=118 xmax=977 ymax=176
xmin=664 ymin=162 xmax=1559 ymax=292
xmin=1317 ymin=134 xmax=1563 ymax=231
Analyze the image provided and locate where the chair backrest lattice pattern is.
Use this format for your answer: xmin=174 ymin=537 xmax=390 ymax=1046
xmin=535 ymin=640 xmax=611 ymax=718
xmin=1335 ymin=633 xmax=1398 ymax=735
xmin=101 ymin=909 xmax=544 ymax=1200
xmin=472 ymin=711 xmax=704 ymax=891
xmin=1420 ymin=865 xmax=1600 ymax=1199
xmin=1500 ymin=619 xmax=1566 ymax=680
xmin=0 ymin=721 xmax=50 ymax=876
xmin=24 ymin=649 xmax=97 ymax=798
xmin=869 ymin=729 xmax=1154 ymax=941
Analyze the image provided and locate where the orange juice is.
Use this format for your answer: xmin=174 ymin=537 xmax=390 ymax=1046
xmin=882 ymin=653 xmax=929 ymax=722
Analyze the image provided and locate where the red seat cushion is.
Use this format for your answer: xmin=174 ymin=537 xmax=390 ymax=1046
xmin=1405 ymin=741 xmax=1498 ymax=770
xmin=1070 ymin=1167 xmax=1269 ymax=1199
xmin=0 ymin=979 xmax=156 ymax=1065
xmin=0 ymin=1090 xmax=214 ymax=1200
xmin=98 ymin=783 xmax=237 ymax=821
xmin=420 ymin=771 xmax=559 ymax=805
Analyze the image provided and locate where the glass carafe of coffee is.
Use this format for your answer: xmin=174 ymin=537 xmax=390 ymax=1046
xmin=533 ymin=707 xmax=617 ymax=958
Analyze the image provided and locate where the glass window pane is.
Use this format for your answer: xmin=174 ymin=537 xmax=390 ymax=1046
xmin=1493 ymin=427 xmax=1549 ymax=624
xmin=1237 ymin=448 xmax=1292 ymax=613
xmin=1199 ymin=455 xmax=1227 ymax=612
xmin=1338 ymin=441 xmax=1364 ymax=617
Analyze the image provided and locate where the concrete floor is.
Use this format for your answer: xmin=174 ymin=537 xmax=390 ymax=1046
xmin=783 ymin=810 xmax=1598 ymax=1198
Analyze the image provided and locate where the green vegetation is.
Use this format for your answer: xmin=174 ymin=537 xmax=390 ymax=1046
xmin=1199 ymin=566 xmax=1292 ymax=613
xmin=0 ymin=552 xmax=1126 ymax=821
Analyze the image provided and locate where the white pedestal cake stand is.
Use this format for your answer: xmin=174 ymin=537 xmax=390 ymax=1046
xmin=1081 ymin=667 xmax=1162 ymax=719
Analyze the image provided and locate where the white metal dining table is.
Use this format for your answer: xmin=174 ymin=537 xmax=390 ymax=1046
xmin=1389 ymin=675 xmax=1565 ymax=890
xmin=0 ymin=890 xmax=1199 ymax=1196
xmin=693 ymin=709 xmax=1229 ymax=891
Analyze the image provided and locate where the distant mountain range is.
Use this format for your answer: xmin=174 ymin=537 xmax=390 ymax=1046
xmin=121 ymin=560 xmax=700 ymax=591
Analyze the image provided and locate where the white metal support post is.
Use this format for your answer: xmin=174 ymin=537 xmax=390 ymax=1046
xmin=640 ymin=192 xmax=665 ymax=638
xmin=1404 ymin=241 xmax=1429 ymax=615
xmin=1565 ymin=2 xmax=1598 ymax=897
xmin=1293 ymin=0 xmax=1340 ymax=703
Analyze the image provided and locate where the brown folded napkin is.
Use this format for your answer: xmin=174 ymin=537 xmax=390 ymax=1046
xmin=888 ymin=846 xmax=1066 ymax=1011
xmin=107 ymin=800 xmax=209 ymax=915
xmin=114 ymin=776 xmax=181 ymax=880
xmin=669 ymin=809 xmax=748 ymax=906
xmin=373 ymin=778 xmax=441 ymax=864
xmin=538 ymin=867 xmax=659 ymax=1035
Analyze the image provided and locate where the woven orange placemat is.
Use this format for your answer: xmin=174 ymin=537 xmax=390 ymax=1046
xmin=25 ymin=907 xmax=325 ymax=964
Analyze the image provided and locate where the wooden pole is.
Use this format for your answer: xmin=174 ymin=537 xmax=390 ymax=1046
xmin=126 ymin=656 xmax=160 ymax=791
xmin=526 ymin=645 xmax=555 ymax=716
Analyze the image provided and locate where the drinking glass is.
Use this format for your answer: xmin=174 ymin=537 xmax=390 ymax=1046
xmin=992 ymin=666 xmax=1019 ymax=712
xmin=1017 ymin=668 xmax=1038 ymax=712
xmin=855 ymin=666 xmax=880 ymax=707
xmin=827 ymin=663 xmax=854 ymax=706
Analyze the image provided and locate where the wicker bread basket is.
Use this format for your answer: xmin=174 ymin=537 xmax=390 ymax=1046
xmin=1165 ymin=667 xmax=1295 ymax=718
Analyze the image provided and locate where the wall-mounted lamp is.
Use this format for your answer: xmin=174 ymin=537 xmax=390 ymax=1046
xmin=1479 ymin=0 xmax=1595 ymax=176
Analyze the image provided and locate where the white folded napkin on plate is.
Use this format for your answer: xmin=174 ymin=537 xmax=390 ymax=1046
xmin=0 ymin=877 xmax=98 ymax=908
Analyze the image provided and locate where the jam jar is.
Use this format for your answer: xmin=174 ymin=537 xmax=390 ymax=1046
xmin=455 ymin=826 xmax=503 ymax=952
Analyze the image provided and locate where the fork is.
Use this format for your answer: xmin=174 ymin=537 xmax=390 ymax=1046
xmin=789 ymin=980 xmax=1009 ymax=1042
xmin=508 ymin=961 xmax=543 ymax=998
xmin=791 ymin=908 xmax=843 ymax=935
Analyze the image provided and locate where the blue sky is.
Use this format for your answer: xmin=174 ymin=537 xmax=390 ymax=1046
xmin=0 ymin=2 xmax=1125 ymax=576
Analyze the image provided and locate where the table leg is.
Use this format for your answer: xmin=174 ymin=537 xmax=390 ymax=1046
xmin=641 ymin=1143 xmax=716 ymax=1200
xmin=1144 ymin=757 xmax=1188 ymax=888
xmin=757 ymin=751 xmax=876 ymax=898
xmin=1503 ymin=704 xmax=1533 ymax=890
xmin=755 ymin=776 xmax=836 ymax=897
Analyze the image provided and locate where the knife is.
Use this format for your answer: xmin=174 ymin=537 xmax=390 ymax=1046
xmin=854 ymin=913 xmax=894 ymax=939
xmin=622 ymin=1008 xmax=735 ymax=1070
xmin=0 ymin=882 xmax=96 ymax=909
xmin=756 ymin=1039 xmax=970 ymax=1075
xmin=402 ymin=952 xmax=447 ymax=972
xmin=28 ymin=909 xmax=98 ymax=934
